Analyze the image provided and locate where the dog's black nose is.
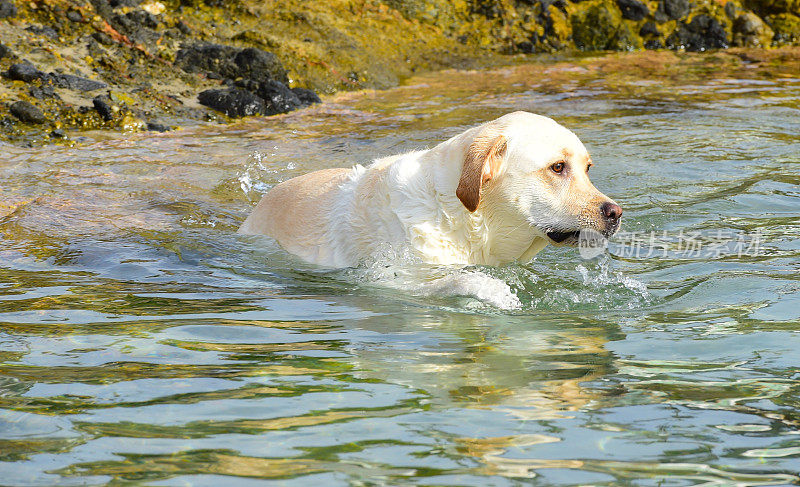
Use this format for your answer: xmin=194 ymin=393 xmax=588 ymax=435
xmin=601 ymin=202 xmax=622 ymax=221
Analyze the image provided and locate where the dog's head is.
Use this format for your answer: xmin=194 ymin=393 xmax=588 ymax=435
xmin=456 ymin=111 xmax=621 ymax=248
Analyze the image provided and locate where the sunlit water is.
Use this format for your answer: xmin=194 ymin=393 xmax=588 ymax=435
xmin=1 ymin=53 xmax=799 ymax=485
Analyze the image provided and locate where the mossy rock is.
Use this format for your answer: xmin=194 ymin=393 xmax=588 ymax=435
xmin=617 ymin=20 xmax=645 ymax=49
xmin=547 ymin=4 xmax=573 ymax=49
xmin=382 ymin=0 xmax=463 ymax=28
xmin=733 ymin=12 xmax=774 ymax=47
xmin=687 ymin=1 xmax=734 ymax=33
xmin=571 ymin=0 xmax=643 ymax=50
xmin=766 ymin=13 xmax=800 ymax=43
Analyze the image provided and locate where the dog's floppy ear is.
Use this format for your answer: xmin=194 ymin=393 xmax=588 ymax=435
xmin=456 ymin=129 xmax=508 ymax=212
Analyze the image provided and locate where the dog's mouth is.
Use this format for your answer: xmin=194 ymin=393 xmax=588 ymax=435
xmin=545 ymin=225 xmax=620 ymax=246
xmin=545 ymin=229 xmax=581 ymax=243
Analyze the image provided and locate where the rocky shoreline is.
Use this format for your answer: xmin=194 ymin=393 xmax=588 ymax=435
xmin=0 ymin=0 xmax=798 ymax=144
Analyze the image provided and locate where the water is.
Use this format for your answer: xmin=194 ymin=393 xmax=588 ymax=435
xmin=1 ymin=52 xmax=799 ymax=485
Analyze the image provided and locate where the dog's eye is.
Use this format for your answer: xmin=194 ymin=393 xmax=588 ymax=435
xmin=551 ymin=162 xmax=566 ymax=174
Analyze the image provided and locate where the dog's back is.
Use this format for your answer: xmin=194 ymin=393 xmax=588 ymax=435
xmin=238 ymin=167 xmax=352 ymax=263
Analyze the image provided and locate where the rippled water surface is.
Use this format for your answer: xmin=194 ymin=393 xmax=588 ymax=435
xmin=1 ymin=52 xmax=799 ymax=485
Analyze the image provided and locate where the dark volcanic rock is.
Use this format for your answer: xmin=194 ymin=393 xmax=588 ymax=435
xmin=668 ymin=14 xmax=729 ymax=51
xmin=177 ymin=20 xmax=192 ymax=35
xmin=110 ymin=10 xmax=161 ymax=45
xmin=0 ymin=0 xmax=17 ymax=18
xmin=251 ymin=80 xmax=302 ymax=113
xmin=10 ymin=101 xmax=46 ymax=124
xmin=93 ymin=95 xmax=114 ymax=121
xmin=111 ymin=11 xmax=162 ymax=45
xmin=644 ymin=39 xmax=664 ymax=49
xmin=746 ymin=0 xmax=800 ymax=16
xmin=90 ymin=0 xmax=114 ymax=19
xmin=125 ymin=10 xmax=159 ymax=29
xmin=29 ymin=85 xmax=58 ymax=100
xmin=724 ymin=1 xmax=739 ymax=19
xmin=657 ymin=0 xmax=689 ymax=20
xmin=0 ymin=43 xmax=13 ymax=60
xmin=26 ymin=25 xmax=59 ymax=40
xmin=291 ymin=87 xmax=322 ymax=106
xmin=640 ymin=21 xmax=660 ymax=37
xmin=516 ymin=40 xmax=535 ymax=53
xmin=146 ymin=121 xmax=171 ymax=132
xmin=8 ymin=63 xmax=43 ymax=83
xmin=92 ymin=31 xmax=114 ymax=45
xmin=66 ymin=10 xmax=83 ymax=22
xmin=48 ymin=73 xmax=107 ymax=92
xmin=198 ymin=88 xmax=267 ymax=118
xmin=176 ymin=43 xmax=288 ymax=84
xmin=233 ymin=48 xmax=289 ymax=84
xmin=617 ymin=0 xmax=649 ymax=20
xmin=198 ymin=74 xmax=319 ymax=118
xmin=176 ymin=42 xmax=240 ymax=78
xmin=8 ymin=63 xmax=106 ymax=92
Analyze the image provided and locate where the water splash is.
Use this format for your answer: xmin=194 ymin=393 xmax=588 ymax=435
xmin=523 ymin=254 xmax=652 ymax=311
xmin=236 ymin=150 xmax=293 ymax=202
xmin=333 ymin=246 xmax=649 ymax=312
xmin=335 ymin=245 xmax=522 ymax=310
xmin=577 ymin=256 xmax=650 ymax=298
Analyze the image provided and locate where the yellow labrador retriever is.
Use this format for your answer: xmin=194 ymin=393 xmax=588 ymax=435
xmin=239 ymin=111 xmax=621 ymax=267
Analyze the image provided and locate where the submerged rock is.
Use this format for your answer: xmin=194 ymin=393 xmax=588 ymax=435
xmin=292 ymin=87 xmax=322 ymax=106
xmin=198 ymin=78 xmax=320 ymax=118
xmin=198 ymin=88 xmax=267 ymax=118
xmin=10 ymin=101 xmax=46 ymax=124
xmin=146 ymin=121 xmax=171 ymax=132
xmin=668 ymin=14 xmax=729 ymax=51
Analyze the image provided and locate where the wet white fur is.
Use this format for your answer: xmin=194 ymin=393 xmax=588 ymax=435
xmin=238 ymin=111 xmax=611 ymax=268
